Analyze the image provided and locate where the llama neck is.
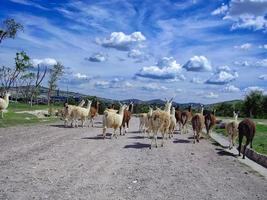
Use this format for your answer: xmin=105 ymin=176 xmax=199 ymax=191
xmin=234 ymin=115 xmax=238 ymax=122
xmin=96 ymin=102 xmax=99 ymax=113
xmin=119 ymin=107 xmax=125 ymax=115
xmin=201 ymin=107 xmax=203 ymax=115
xmin=4 ymin=94 xmax=9 ymax=106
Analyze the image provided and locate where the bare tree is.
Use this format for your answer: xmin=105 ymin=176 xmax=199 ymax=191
xmin=0 ymin=18 xmax=23 ymax=44
xmin=47 ymin=62 xmax=64 ymax=105
xmin=29 ymin=65 xmax=47 ymax=106
xmin=0 ymin=51 xmax=31 ymax=94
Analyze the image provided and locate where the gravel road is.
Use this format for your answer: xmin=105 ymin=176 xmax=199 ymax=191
xmin=0 ymin=116 xmax=266 ymax=200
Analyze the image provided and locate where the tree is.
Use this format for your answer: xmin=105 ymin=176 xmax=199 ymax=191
xmin=0 ymin=51 xmax=31 ymax=93
xmin=47 ymin=62 xmax=64 ymax=105
xmin=29 ymin=65 xmax=47 ymax=106
xmin=0 ymin=18 xmax=23 ymax=44
xmin=243 ymin=90 xmax=264 ymax=118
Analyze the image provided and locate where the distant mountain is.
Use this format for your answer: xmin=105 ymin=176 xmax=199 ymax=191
xmin=9 ymin=86 xmax=242 ymax=107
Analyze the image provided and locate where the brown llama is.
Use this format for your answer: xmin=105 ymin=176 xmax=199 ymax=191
xmin=238 ymin=118 xmax=256 ymax=159
xmin=204 ymin=110 xmax=216 ymax=136
xmin=180 ymin=105 xmax=192 ymax=134
xmin=175 ymin=105 xmax=182 ymax=132
xmin=120 ymin=102 xmax=134 ymax=135
xmin=89 ymin=101 xmax=100 ymax=127
xmin=191 ymin=114 xmax=203 ymax=143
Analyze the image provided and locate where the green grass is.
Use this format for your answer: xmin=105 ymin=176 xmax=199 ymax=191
xmin=0 ymin=102 xmax=61 ymax=128
xmin=214 ymin=123 xmax=267 ymax=155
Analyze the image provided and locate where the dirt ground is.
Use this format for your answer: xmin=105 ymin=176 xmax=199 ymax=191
xmin=0 ymin=116 xmax=266 ymax=200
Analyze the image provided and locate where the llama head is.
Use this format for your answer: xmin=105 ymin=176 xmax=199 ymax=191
xmin=164 ymin=100 xmax=172 ymax=112
xmin=5 ymin=91 xmax=11 ymax=97
xmin=233 ymin=111 xmax=238 ymax=120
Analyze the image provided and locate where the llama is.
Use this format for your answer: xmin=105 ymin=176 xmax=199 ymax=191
xmin=180 ymin=105 xmax=192 ymax=134
xmin=226 ymin=111 xmax=239 ymax=149
xmin=0 ymin=92 xmax=10 ymax=119
xmin=59 ymin=100 xmax=85 ymax=127
xmin=191 ymin=105 xmax=204 ymax=143
xmin=139 ymin=107 xmax=153 ymax=137
xmin=238 ymin=118 xmax=256 ymax=159
xmin=204 ymin=109 xmax=216 ymax=136
xmin=103 ymin=104 xmax=127 ymax=139
xmin=191 ymin=114 xmax=203 ymax=143
xmin=150 ymin=99 xmax=172 ymax=148
xmin=70 ymin=100 xmax=92 ymax=127
xmin=169 ymin=106 xmax=176 ymax=138
xmin=175 ymin=105 xmax=182 ymax=132
xmin=120 ymin=102 xmax=133 ymax=135
xmin=89 ymin=101 xmax=100 ymax=127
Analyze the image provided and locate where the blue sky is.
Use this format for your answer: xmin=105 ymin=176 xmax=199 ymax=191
xmin=0 ymin=0 xmax=267 ymax=103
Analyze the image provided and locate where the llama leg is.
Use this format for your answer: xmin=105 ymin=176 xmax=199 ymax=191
xmin=228 ymin=134 xmax=232 ymax=149
xmin=150 ymin=133 xmax=153 ymax=149
xmin=250 ymin=136 xmax=254 ymax=149
xmin=91 ymin=118 xmax=94 ymax=127
xmin=197 ymin=131 xmax=200 ymax=143
xmin=103 ymin=127 xmax=107 ymax=139
xmin=243 ymin=138 xmax=250 ymax=159
xmin=161 ymin=133 xmax=164 ymax=147
xmin=126 ymin=121 xmax=129 ymax=134
xmin=119 ymin=126 xmax=122 ymax=135
xmin=238 ymin=134 xmax=243 ymax=156
xmin=193 ymin=130 xmax=196 ymax=144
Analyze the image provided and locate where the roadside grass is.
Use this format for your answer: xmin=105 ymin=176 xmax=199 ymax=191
xmin=214 ymin=123 xmax=267 ymax=155
xmin=0 ymin=102 xmax=61 ymax=128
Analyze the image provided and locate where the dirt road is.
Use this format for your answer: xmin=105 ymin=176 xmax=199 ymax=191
xmin=0 ymin=116 xmax=266 ymax=200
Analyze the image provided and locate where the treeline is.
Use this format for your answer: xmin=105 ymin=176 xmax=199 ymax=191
xmin=214 ymin=91 xmax=267 ymax=118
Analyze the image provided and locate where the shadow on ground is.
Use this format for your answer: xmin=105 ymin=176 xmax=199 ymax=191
xmin=124 ymin=142 xmax=150 ymax=149
xmin=173 ymin=139 xmax=190 ymax=144
xmin=50 ymin=124 xmax=70 ymax=128
xmin=81 ymin=133 xmax=112 ymax=140
xmin=128 ymin=136 xmax=145 ymax=139
xmin=215 ymin=147 xmax=238 ymax=157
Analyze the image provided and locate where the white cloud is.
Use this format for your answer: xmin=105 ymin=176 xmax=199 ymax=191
xmin=211 ymin=4 xmax=228 ymax=15
xmin=191 ymin=77 xmax=204 ymax=84
xmin=9 ymin=0 xmax=48 ymax=10
xmin=258 ymin=74 xmax=267 ymax=80
xmin=127 ymin=49 xmax=150 ymax=63
xmin=206 ymin=68 xmax=238 ymax=85
xmin=94 ymin=81 xmax=110 ymax=89
xmin=234 ymin=43 xmax=252 ymax=50
xmin=94 ymin=78 xmax=133 ymax=89
xmin=183 ymin=56 xmax=212 ymax=72
xmin=97 ymin=32 xmax=146 ymax=51
xmin=86 ymin=52 xmax=107 ymax=62
xmin=31 ymin=58 xmax=57 ymax=66
xmin=233 ymin=60 xmax=250 ymax=67
xmin=204 ymin=92 xmax=219 ymax=99
xmin=141 ymin=83 xmax=168 ymax=91
xmin=230 ymin=15 xmax=267 ymax=31
xmin=259 ymin=44 xmax=267 ymax=49
xmin=256 ymin=59 xmax=267 ymax=67
xmin=223 ymin=85 xmax=240 ymax=93
xmin=215 ymin=0 xmax=267 ymax=32
xmin=74 ymin=73 xmax=88 ymax=79
xmin=244 ymin=86 xmax=265 ymax=93
xmin=128 ymin=49 xmax=142 ymax=59
xmin=136 ymin=57 xmax=183 ymax=80
xmin=175 ymin=88 xmax=183 ymax=93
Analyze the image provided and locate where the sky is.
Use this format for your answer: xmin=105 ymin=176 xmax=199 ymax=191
xmin=0 ymin=0 xmax=267 ymax=103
